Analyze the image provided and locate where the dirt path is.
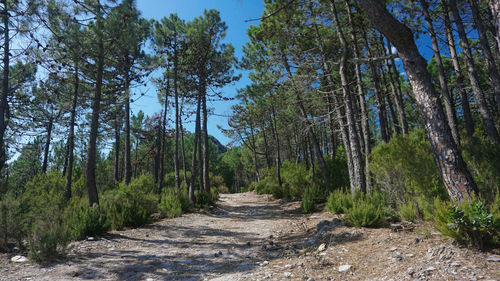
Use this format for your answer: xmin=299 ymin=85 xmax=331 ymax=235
xmin=1 ymin=192 xmax=499 ymax=281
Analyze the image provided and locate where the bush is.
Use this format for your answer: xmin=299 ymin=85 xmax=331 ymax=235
xmin=345 ymin=200 xmax=382 ymax=227
xmin=326 ymin=189 xmax=352 ymax=214
xmin=127 ymin=173 xmax=156 ymax=194
xmin=195 ymin=189 xmax=218 ymax=208
xmin=159 ymin=188 xmax=191 ymax=218
xmin=301 ymin=185 xmax=327 ymax=213
xmin=65 ymin=198 xmax=109 ymax=240
xmin=103 ymin=184 xmax=157 ymax=230
xmin=434 ymin=198 xmax=499 ymax=249
xmin=369 ymin=129 xmax=446 ymax=203
xmin=399 ymin=200 xmax=418 ymax=222
xmin=28 ymin=222 xmax=68 ymax=262
xmin=0 ymin=192 xmax=23 ymax=250
xmin=22 ymin=173 xmax=69 ymax=261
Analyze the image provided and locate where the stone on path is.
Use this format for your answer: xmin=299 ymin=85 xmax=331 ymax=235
xmin=338 ymin=265 xmax=352 ymax=272
xmin=11 ymin=255 xmax=28 ymax=263
xmin=486 ymin=255 xmax=500 ymax=262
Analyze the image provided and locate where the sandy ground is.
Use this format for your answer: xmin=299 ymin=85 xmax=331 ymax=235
xmin=1 ymin=192 xmax=499 ymax=281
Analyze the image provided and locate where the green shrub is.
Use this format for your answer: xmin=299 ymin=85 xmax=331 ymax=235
xmin=301 ymin=185 xmax=327 ymax=213
xmin=326 ymin=189 xmax=352 ymax=214
xmin=280 ymin=161 xmax=310 ymax=198
xmin=103 ymin=184 xmax=157 ymax=230
xmin=28 ymin=222 xmax=68 ymax=262
xmin=369 ymin=129 xmax=446 ymax=203
xmin=434 ymin=198 xmax=499 ymax=248
xmin=345 ymin=200 xmax=382 ymax=227
xmin=399 ymin=200 xmax=418 ymax=222
xmin=0 ymin=192 xmax=23 ymax=250
xmin=159 ymin=188 xmax=191 ymax=218
xmin=195 ymin=189 xmax=218 ymax=208
xmin=127 ymin=173 xmax=156 ymax=194
xmin=65 ymin=198 xmax=109 ymax=240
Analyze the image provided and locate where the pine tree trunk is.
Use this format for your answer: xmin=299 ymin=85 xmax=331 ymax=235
xmin=188 ymin=94 xmax=201 ymax=202
xmin=269 ymin=101 xmax=282 ymax=189
xmin=174 ymin=45 xmax=180 ymax=190
xmin=0 ymin=1 xmax=10 ymax=176
xmin=124 ymin=76 xmax=132 ymax=185
xmin=449 ymin=0 xmax=500 ymax=144
xmin=157 ymin=98 xmax=167 ymax=199
xmin=442 ymin=1 xmax=474 ymax=138
xmin=42 ymin=118 xmax=53 ymax=174
xmin=469 ymin=0 xmax=500 ymax=115
xmin=85 ymin=0 xmax=104 ymax=206
xmin=359 ymin=0 xmax=478 ymax=201
xmin=180 ymin=100 xmax=188 ymax=184
xmin=201 ymin=81 xmax=210 ymax=193
xmin=65 ymin=63 xmax=79 ymax=201
xmin=387 ymin=40 xmax=409 ymax=135
xmin=421 ymin=0 xmax=460 ymax=145
xmin=330 ymin=0 xmax=366 ymax=193
xmin=113 ymin=105 xmax=121 ymax=182
xmin=490 ymin=0 xmax=500 ymax=60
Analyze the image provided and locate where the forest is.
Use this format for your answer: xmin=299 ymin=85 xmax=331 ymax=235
xmin=0 ymin=0 xmax=499 ymax=273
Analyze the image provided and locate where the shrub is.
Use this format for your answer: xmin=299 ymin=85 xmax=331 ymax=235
xmin=301 ymin=185 xmax=327 ymax=213
xmin=326 ymin=189 xmax=352 ymax=214
xmin=159 ymin=188 xmax=191 ymax=218
xmin=127 ymin=173 xmax=156 ymax=194
xmin=0 ymin=192 xmax=23 ymax=250
xmin=434 ymin=198 xmax=499 ymax=249
xmin=345 ymin=200 xmax=382 ymax=227
xmin=28 ymin=222 xmax=68 ymax=262
xmin=369 ymin=129 xmax=446 ymax=203
xmin=103 ymin=184 xmax=157 ymax=230
xmin=195 ymin=189 xmax=218 ymax=208
xmin=65 ymin=198 xmax=109 ymax=240
xmin=399 ymin=200 xmax=418 ymax=222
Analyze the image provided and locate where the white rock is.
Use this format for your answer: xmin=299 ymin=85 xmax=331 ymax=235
xmin=87 ymin=237 xmax=95 ymax=241
xmin=284 ymin=272 xmax=292 ymax=278
xmin=486 ymin=255 xmax=500 ymax=262
xmin=450 ymin=261 xmax=461 ymax=267
xmin=317 ymin=243 xmax=327 ymax=252
xmin=338 ymin=265 xmax=352 ymax=272
xmin=284 ymin=264 xmax=292 ymax=269
xmin=260 ymin=260 xmax=269 ymax=266
xmin=390 ymin=247 xmax=398 ymax=252
xmin=11 ymin=255 xmax=28 ymax=263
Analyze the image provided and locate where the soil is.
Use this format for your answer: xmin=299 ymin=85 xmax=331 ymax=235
xmin=1 ymin=192 xmax=499 ymax=281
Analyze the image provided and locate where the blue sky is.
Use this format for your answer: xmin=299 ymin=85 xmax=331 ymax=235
xmin=130 ymin=0 xmax=264 ymax=146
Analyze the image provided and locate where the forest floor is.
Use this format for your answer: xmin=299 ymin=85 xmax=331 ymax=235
xmin=1 ymin=192 xmax=499 ymax=281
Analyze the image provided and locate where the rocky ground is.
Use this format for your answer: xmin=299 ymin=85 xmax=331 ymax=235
xmin=1 ymin=192 xmax=499 ymax=281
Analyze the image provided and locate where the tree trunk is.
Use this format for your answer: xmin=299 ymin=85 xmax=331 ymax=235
xmin=42 ymin=118 xmax=53 ymax=174
xmin=174 ymin=44 xmax=180 ymax=190
xmin=65 ymin=63 xmax=79 ymax=201
xmin=358 ymin=0 xmax=478 ymax=201
xmin=364 ymin=33 xmax=390 ymax=143
xmin=0 ymin=1 xmax=10 ymax=176
xmin=201 ymin=80 xmax=210 ymax=193
xmin=469 ymin=0 xmax=500 ymax=115
xmin=490 ymin=0 xmax=500 ymax=61
xmin=188 ymin=94 xmax=201 ymax=202
xmin=442 ymin=1 xmax=474 ymax=138
xmin=113 ymin=104 xmax=121 ymax=182
xmin=449 ymin=0 xmax=500 ymax=144
xmin=330 ymin=0 xmax=366 ymax=193
xmin=386 ymin=39 xmax=409 ymax=135
xmin=180 ymin=100 xmax=188 ymax=184
xmin=421 ymin=0 xmax=460 ymax=145
xmin=269 ymin=100 xmax=282 ymax=188
xmin=85 ymin=0 xmax=104 ymax=206
xmin=124 ymin=78 xmax=132 ymax=184
xmin=281 ymin=49 xmax=330 ymax=190
xmin=262 ymin=127 xmax=272 ymax=169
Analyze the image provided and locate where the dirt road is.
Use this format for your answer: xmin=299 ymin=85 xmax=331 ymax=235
xmin=1 ymin=192 xmax=499 ymax=281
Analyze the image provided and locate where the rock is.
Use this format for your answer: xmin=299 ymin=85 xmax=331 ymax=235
xmin=264 ymin=274 xmax=272 ymax=279
xmin=87 ymin=236 xmax=96 ymax=241
xmin=218 ymin=250 xmax=223 ymax=256
xmin=425 ymin=266 xmax=436 ymax=272
xmin=450 ymin=261 xmax=461 ymax=267
xmin=306 ymin=278 xmax=315 ymax=281
xmin=331 ymin=218 xmax=343 ymax=226
xmin=260 ymin=260 xmax=269 ymax=266
xmin=317 ymin=243 xmax=327 ymax=252
xmin=486 ymin=255 xmax=500 ymax=262
xmin=390 ymin=247 xmax=398 ymax=252
xmin=297 ymin=262 xmax=304 ymax=267
xmin=284 ymin=264 xmax=292 ymax=269
xmin=338 ymin=265 xmax=352 ymax=272
xmin=284 ymin=272 xmax=292 ymax=278
xmin=11 ymin=255 xmax=28 ymax=263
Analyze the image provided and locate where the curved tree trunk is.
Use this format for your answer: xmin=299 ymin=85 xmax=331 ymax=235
xmin=359 ymin=0 xmax=478 ymax=201
xmin=65 ymin=63 xmax=79 ymax=201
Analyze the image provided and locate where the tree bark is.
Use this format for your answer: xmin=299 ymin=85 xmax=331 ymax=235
xmin=65 ymin=63 xmax=79 ymax=201
xmin=42 ymin=118 xmax=53 ymax=174
xmin=124 ymin=76 xmax=132 ymax=184
xmin=269 ymin=99 xmax=282 ymax=188
xmin=85 ymin=0 xmax=104 ymax=206
xmin=386 ymin=40 xmax=409 ymax=135
xmin=201 ymin=80 xmax=210 ymax=193
xmin=174 ymin=44 xmax=180 ymax=190
xmin=469 ymin=0 xmax=500 ymax=115
xmin=442 ymin=1 xmax=474 ymax=138
xmin=330 ymin=0 xmax=366 ymax=193
xmin=358 ymin=0 xmax=478 ymax=201
xmin=188 ymin=94 xmax=201 ymax=202
xmin=0 ymin=0 xmax=10 ymax=176
xmin=180 ymin=100 xmax=188 ymax=184
xmin=490 ymin=0 xmax=500 ymax=61
xmin=449 ymin=0 xmax=500 ymax=144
